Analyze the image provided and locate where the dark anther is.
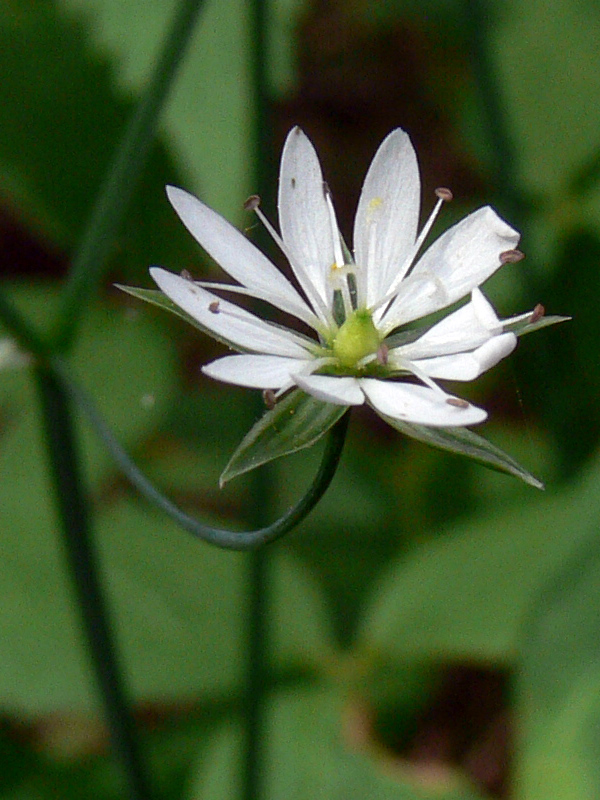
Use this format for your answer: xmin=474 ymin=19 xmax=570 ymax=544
xmin=244 ymin=195 xmax=261 ymax=211
xmin=181 ymin=269 xmax=193 ymax=280
xmin=435 ymin=187 xmax=453 ymax=202
xmin=263 ymin=389 xmax=277 ymax=409
xmin=500 ymin=249 xmax=525 ymax=264
xmin=377 ymin=343 xmax=389 ymax=365
xmin=446 ymin=397 xmax=469 ymax=408
xmin=209 ymin=301 xmax=220 ymax=314
xmin=322 ymin=181 xmax=331 ymax=199
xmin=530 ymin=303 xmax=545 ymax=323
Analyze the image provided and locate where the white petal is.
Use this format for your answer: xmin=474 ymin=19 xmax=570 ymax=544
xmin=411 ymin=332 xmax=517 ymax=381
xmin=293 ymin=373 xmax=364 ymax=406
xmin=381 ymin=206 xmax=520 ymax=330
xmin=202 ymin=354 xmax=312 ymax=389
xmin=353 ymin=129 xmax=420 ymax=306
xmin=166 ymin=186 xmax=315 ymax=327
xmin=395 ymin=292 xmax=502 ymax=360
xmin=277 ymin=128 xmax=335 ymax=311
xmin=150 ymin=268 xmax=311 ymax=358
xmin=360 ymin=378 xmax=487 ymax=426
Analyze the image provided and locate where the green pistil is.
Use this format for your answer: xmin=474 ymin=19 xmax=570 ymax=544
xmin=332 ymin=309 xmax=380 ymax=369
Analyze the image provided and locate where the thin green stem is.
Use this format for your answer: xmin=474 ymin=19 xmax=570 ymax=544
xmin=54 ymin=0 xmax=206 ymax=353
xmin=245 ymin=0 xmax=271 ymax=796
xmin=35 ymin=365 xmax=153 ymax=800
xmin=54 ymin=358 xmax=349 ymax=551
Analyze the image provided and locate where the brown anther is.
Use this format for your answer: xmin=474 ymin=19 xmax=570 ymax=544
xmin=530 ymin=303 xmax=545 ymax=323
xmin=180 ymin=269 xmax=193 ymax=280
xmin=291 ymin=177 xmax=296 ymax=188
xmin=322 ymin=181 xmax=332 ymax=199
xmin=243 ymin=194 xmax=261 ymax=211
xmin=263 ymin=389 xmax=277 ymax=409
xmin=435 ymin=187 xmax=453 ymax=202
xmin=446 ymin=397 xmax=469 ymax=408
xmin=209 ymin=301 xmax=220 ymax=314
xmin=377 ymin=343 xmax=389 ymax=365
xmin=500 ymin=249 xmax=525 ymax=264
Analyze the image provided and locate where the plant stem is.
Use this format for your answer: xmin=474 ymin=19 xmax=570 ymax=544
xmin=56 ymin=357 xmax=349 ymax=550
xmin=35 ymin=365 xmax=153 ymax=800
xmin=245 ymin=1 xmax=273 ymax=797
xmin=54 ymin=0 xmax=206 ymax=353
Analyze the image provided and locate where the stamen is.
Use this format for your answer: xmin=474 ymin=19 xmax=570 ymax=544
xmin=392 ymin=356 xmax=447 ymax=397
xmin=244 ymin=190 xmax=335 ymax=327
xmin=435 ymin=187 xmax=453 ymax=202
xmin=500 ymin=249 xmax=525 ymax=264
xmin=243 ymin=194 xmax=261 ymax=211
xmin=209 ymin=301 xmax=220 ymax=314
xmin=323 ymin=183 xmax=345 ymax=269
xmin=372 ymin=189 xmax=450 ymax=312
xmin=323 ymin=183 xmax=353 ymax=319
xmin=446 ymin=397 xmax=469 ymax=408
xmin=181 ymin=269 xmax=194 ymax=280
xmin=530 ymin=303 xmax=545 ymax=323
xmin=263 ymin=389 xmax=277 ymax=409
xmin=377 ymin=343 xmax=389 ymax=365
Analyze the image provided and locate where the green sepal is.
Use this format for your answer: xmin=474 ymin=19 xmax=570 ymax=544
xmin=116 ymin=284 xmax=252 ymax=352
xmin=220 ymin=390 xmax=348 ymax=486
xmin=380 ymin=415 xmax=544 ymax=489
xmin=504 ymin=313 xmax=571 ymax=338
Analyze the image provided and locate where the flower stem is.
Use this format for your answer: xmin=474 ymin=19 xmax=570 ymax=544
xmin=54 ymin=358 xmax=349 ymax=550
xmin=53 ymin=0 xmax=206 ymax=353
xmin=245 ymin=0 xmax=272 ymax=796
xmin=35 ymin=365 xmax=153 ymax=800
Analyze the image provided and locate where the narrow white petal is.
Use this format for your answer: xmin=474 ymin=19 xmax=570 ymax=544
xmin=293 ymin=373 xmax=364 ymax=406
xmin=395 ymin=292 xmax=502 ymax=360
xmin=361 ymin=378 xmax=487 ymax=426
xmin=202 ymin=354 xmax=312 ymax=389
xmin=411 ymin=332 xmax=517 ymax=381
xmin=381 ymin=206 xmax=520 ymax=330
xmin=166 ymin=186 xmax=315 ymax=326
xmin=353 ymin=129 xmax=420 ymax=306
xmin=277 ymin=128 xmax=335 ymax=311
xmin=150 ymin=268 xmax=311 ymax=358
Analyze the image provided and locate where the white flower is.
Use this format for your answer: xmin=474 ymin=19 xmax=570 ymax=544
xmin=150 ymin=126 xmax=532 ymax=428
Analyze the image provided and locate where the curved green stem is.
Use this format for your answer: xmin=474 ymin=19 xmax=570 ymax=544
xmin=53 ymin=359 xmax=349 ymax=551
xmin=53 ymin=0 xmax=206 ymax=353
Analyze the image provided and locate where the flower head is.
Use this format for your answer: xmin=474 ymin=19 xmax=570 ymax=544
xmin=150 ymin=126 xmax=536 ymax=429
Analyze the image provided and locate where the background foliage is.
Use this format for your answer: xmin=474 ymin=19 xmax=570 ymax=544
xmin=0 ymin=0 xmax=598 ymax=798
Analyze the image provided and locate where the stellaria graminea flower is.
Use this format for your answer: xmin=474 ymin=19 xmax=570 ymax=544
xmin=149 ymin=126 xmax=539 ymax=430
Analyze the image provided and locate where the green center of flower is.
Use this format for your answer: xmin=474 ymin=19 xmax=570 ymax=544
xmin=332 ymin=309 xmax=380 ymax=369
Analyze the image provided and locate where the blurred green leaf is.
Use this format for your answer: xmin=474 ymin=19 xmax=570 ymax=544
xmin=516 ymin=535 xmax=600 ymax=799
xmin=0 ymin=492 xmax=334 ymax=712
xmin=191 ymin=684 xmax=484 ymax=800
xmin=356 ymin=450 xmax=600 ymax=664
xmin=0 ymin=0 xmax=191 ymax=281
xmin=220 ymin=390 xmax=346 ymax=486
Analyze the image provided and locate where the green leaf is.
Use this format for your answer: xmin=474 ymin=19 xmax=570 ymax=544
xmin=379 ymin=415 xmax=544 ymax=489
xmin=192 ymin=684 xmax=484 ymax=800
xmin=356 ymin=449 xmax=600 ymax=665
xmin=0 ymin=494 xmax=334 ymax=713
xmin=517 ymin=535 xmax=600 ymax=800
xmin=220 ymin=390 xmax=347 ymax=486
